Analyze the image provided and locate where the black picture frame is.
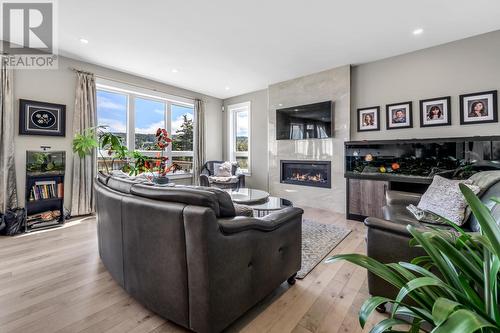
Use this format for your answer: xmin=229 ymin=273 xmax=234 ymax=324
xmin=459 ymin=90 xmax=498 ymax=125
xmin=386 ymin=101 xmax=412 ymax=130
xmin=419 ymin=96 xmax=452 ymax=128
xmin=19 ymin=99 xmax=66 ymax=137
xmin=357 ymin=106 xmax=380 ymax=132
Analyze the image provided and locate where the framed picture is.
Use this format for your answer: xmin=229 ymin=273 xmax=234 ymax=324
xmin=19 ymin=99 xmax=66 ymax=137
xmin=419 ymin=96 xmax=451 ymax=127
xmin=357 ymin=106 xmax=380 ymax=132
xmin=460 ymin=90 xmax=498 ymax=125
xmin=386 ymin=101 xmax=412 ymax=130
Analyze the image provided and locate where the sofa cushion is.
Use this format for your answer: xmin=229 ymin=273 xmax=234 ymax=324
xmin=468 ymin=181 xmax=500 ymax=232
xmin=234 ymin=203 xmax=254 ymax=217
xmin=417 ymin=176 xmax=480 ymax=226
xmin=107 ymin=176 xmax=142 ymax=194
xmin=214 ymin=161 xmax=233 ymax=177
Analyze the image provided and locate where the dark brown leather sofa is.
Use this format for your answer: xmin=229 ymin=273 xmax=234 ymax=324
xmin=364 ymin=173 xmax=500 ymax=301
xmin=94 ymin=174 xmax=302 ymax=333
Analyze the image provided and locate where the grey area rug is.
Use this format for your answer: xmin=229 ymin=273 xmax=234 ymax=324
xmin=297 ymin=219 xmax=351 ymax=279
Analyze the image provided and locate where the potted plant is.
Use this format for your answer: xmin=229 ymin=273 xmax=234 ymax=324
xmin=144 ymin=128 xmax=173 ymax=184
xmin=327 ymin=184 xmax=500 ymax=332
xmin=72 ymin=126 xmax=128 ymax=174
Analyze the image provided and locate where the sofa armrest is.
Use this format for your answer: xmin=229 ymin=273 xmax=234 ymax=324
xmin=236 ymin=173 xmax=245 ymax=187
xmin=364 ymin=216 xmax=414 ymax=238
xmin=218 ymin=207 xmax=303 ymax=234
xmin=199 ymin=174 xmax=209 ymax=187
xmin=386 ymin=190 xmax=422 ymax=206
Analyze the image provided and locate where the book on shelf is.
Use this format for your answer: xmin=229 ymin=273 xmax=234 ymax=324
xmin=29 ymin=180 xmax=62 ymax=201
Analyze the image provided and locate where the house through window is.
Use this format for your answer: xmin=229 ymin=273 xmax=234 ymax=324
xmin=96 ymin=79 xmax=195 ymax=174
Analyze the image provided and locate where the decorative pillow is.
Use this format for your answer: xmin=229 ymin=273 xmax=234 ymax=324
xmin=415 ymin=176 xmax=480 ymax=226
xmin=214 ymin=161 xmax=233 ymax=177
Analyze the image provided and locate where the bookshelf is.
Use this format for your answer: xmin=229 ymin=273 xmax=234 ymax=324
xmin=25 ymin=151 xmax=66 ymax=232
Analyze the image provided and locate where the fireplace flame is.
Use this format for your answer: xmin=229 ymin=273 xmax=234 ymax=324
xmin=290 ymin=172 xmax=324 ymax=182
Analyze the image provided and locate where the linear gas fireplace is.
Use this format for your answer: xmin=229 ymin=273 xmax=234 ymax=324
xmin=280 ymin=160 xmax=331 ymax=188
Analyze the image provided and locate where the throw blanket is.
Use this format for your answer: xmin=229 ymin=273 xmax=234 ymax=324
xmin=209 ymin=175 xmax=238 ymax=183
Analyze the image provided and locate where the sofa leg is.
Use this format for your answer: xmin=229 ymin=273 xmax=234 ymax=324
xmin=287 ymin=273 xmax=297 ymax=285
xmin=375 ymin=303 xmax=386 ymax=313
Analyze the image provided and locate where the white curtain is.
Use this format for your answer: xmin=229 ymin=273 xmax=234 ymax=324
xmin=71 ymin=72 xmax=96 ymax=216
xmin=192 ymin=99 xmax=205 ymax=185
xmin=0 ymin=57 xmax=18 ymax=213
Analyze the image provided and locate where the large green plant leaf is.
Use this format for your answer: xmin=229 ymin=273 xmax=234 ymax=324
xmin=432 ymin=308 xmax=495 ymax=333
xmin=432 ymin=297 xmax=461 ymax=326
xmin=359 ymin=296 xmax=393 ymax=328
xmin=460 ymin=183 xmax=500 ymax=258
xmin=369 ymin=318 xmax=408 ymax=333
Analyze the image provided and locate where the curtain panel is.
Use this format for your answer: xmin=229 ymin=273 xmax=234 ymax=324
xmin=193 ymin=99 xmax=205 ymax=185
xmin=0 ymin=57 xmax=18 ymax=213
xmin=71 ymin=72 xmax=96 ymax=216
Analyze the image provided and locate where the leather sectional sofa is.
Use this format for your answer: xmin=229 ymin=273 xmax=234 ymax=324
xmin=94 ymin=174 xmax=303 ymax=333
xmin=364 ymin=171 xmax=500 ymax=301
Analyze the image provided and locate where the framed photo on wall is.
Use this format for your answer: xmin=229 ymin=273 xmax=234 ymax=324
xmin=419 ymin=96 xmax=451 ymax=127
xmin=460 ymin=90 xmax=498 ymax=125
xmin=386 ymin=101 xmax=412 ymax=130
xmin=357 ymin=106 xmax=380 ymax=132
xmin=19 ymin=99 xmax=66 ymax=137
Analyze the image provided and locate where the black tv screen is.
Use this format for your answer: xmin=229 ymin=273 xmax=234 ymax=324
xmin=276 ymin=101 xmax=333 ymax=140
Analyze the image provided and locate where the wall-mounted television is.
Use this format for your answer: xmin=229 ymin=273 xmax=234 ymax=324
xmin=276 ymin=101 xmax=333 ymax=140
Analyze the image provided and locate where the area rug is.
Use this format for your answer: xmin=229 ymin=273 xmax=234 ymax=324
xmin=297 ymin=219 xmax=351 ymax=279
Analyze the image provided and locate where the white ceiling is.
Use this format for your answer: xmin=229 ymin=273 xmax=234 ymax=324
xmin=58 ymin=0 xmax=500 ymax=99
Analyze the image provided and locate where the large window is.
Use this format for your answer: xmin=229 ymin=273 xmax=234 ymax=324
xmin=96 ymin=80 xmax=195 ymax=174
xmin=228 ymin=102 xmax=250 ymax=174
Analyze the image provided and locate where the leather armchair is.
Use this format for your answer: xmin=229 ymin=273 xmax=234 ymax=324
xmin=94 ymin=176 xmax=302 ymax=333
xmin=199 ymin=160 xmax=245 ymax=189
xmin=364 ymin=172 xmax=500 ymax=301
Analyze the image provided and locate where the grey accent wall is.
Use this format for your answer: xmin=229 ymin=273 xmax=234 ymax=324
xmin=14 ymin=56 xmax=223 ymax=210
xmin=351 ymin=30 xmax=500 ymax=140
xmin=268 ymin=66 xmax=350 ymax=213
xmin=223 ymin=89 xmax=269 ymax=191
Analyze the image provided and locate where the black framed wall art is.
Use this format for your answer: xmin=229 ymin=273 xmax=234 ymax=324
xmin=419 ymin=96 xmax=451 ymax=127
xmin=459 ymin=90 xmax=498 ymax=125
xmin=357 ymin=106 xmax=380 ymax=132
xmin=386 ymin=101 xmax=412 ymax=130
xmin=19 ymin=99 xmax=66 ymax=137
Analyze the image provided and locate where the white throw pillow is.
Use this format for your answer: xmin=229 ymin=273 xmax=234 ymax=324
xmin=214 ymin=161 xmax=233 ymax=177
xmin=417 ymin=175 xmax=480 ymax=226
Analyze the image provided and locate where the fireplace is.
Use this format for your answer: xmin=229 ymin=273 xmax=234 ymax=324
xmin=280 ymin=160 xmax=331 ymax=188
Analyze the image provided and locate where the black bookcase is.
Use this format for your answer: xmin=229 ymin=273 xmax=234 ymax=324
xmin=25 ymin=151 xmax=66 ymax=232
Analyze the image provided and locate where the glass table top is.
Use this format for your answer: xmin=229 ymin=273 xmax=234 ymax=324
xmin=224 ymin=188 xmax=269 ymax=204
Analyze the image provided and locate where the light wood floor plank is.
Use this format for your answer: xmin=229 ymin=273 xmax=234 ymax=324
xmin=0 ymin=208 xmax=389 ymax=333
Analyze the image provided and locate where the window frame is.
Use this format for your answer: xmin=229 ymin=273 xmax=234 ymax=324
xmin=228 ymin=101 xmax=251 ymax=175
xmin=96 ymin=79 xmax=195 ymax=174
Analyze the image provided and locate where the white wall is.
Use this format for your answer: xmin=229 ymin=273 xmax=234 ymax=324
xmin=14 ymin=56 xmax=223 ymax=210
xmin=223 ymin=89 xmax=269 ymax=191
xmin=351 ymin=30 xmax=500 ymax=140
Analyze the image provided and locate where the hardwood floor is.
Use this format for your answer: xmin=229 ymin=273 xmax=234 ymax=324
xmin=0 ymin=208 xmax=386 ymax=333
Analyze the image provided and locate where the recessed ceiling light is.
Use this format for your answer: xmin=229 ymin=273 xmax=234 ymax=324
xmin=225 ymin=86 xmax=230 ymax=91
xmin=278 ymin=103 xmax=283 ymax=107
xmin=171 ymin=68 xmax=178 ymax=73
xmin=79 ymin=38 xmax=89 ymax=44
xmin=413 ymin=28 xmax=424 ymax=36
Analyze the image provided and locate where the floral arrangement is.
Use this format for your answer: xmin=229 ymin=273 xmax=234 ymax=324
xmin=143 ymin=128 xmax=173 ymax=183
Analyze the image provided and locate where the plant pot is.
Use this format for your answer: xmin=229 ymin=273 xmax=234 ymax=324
xmin=153 ymin=175 xmax=169 ymax=185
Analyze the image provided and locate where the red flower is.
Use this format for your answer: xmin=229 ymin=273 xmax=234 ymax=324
xmin=156 ymin=128 xmax=162 ymax=136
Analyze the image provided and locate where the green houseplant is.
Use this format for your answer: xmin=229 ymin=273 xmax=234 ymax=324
xmin=72 ymin=126 xmax=128 ymax=173
xmin=327 ymin=184 xmax=500 ymax=333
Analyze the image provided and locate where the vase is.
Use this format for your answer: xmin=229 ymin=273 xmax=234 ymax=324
xmin=153 ymin=175 xmax=169 ymax=185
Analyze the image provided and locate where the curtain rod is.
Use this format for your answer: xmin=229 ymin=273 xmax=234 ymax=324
xmin=69 ymin=67 xmax=204 ymax=102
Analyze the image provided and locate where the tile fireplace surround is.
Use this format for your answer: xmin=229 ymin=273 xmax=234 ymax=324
xmin=268 ymin=65 xmax=350 ymax=213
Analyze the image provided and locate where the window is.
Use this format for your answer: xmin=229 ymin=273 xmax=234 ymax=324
xmin=96 ymin=79 xmax=195 ymax=174
xmin=228 ymin=102 xmax=250 ymax=174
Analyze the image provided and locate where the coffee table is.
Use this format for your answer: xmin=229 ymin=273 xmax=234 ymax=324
xmin=225 ymin=188 xmax=269 ymax=204
xmin=247 ymin=197 xmax=293 ymax=217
